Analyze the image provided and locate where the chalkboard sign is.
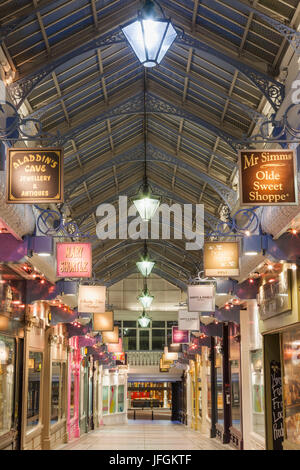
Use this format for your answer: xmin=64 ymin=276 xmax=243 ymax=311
xmin=270 ymin=360 xmax=284 ymax=450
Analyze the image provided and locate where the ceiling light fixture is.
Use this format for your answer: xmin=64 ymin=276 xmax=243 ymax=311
xmin=138 ymin=309 xmax=151 ymax=328
xmin=136 ymin=241 xmax=155 ymax=276
xmin=132 ymin=71 xmax=160 ymax=222
xmin=121 ymin=0 xmax=177 ymax=68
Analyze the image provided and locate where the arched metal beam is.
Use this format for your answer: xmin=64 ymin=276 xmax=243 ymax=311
xmin=50 ymin=92 xmax=243 ymax=152
xmin=95 ymin=249 xmax=192 ymax=280
xmin=8 ymin=18 xmax=284 ymax=112
xmin=152 ymin=267 xmax=187 ymax=292
xmin=92 ymin=239 xmax=200 ymax=271
xmin=66 ymin=142 xmax=236 ymax=210
xmin=74 ymin=178 xmax=222 ymax=230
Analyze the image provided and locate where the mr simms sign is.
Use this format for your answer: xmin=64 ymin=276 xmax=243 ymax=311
xmin=239 ymin=149 xmax=297 ymax=206
xmin=6 ymin=148 xmax=63 ymax=203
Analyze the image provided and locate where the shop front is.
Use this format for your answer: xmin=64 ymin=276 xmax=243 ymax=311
xmin=21 ymin=301 xmax=48 ymax=450
xmin=240 ymin=300 xmax=265 ymax=450
xmin=102 ymin=369 xmax=127 ymax=425
xmin=41 ymin=323 xmax=68 ymax=449
xmin=215 ymin=324 xmax=231 ymax=444
xmin=0 ymin=267 xmax=25 ymax=450
xmin=189 ymin=354 xmax=202 ymax=431
xmin=259 ymin=262 xmax=300 ymax=450
xmin=228 ymin=322 xmax=243 ymax=449
xmin=67 ymin=336 xmax=81 ymax=441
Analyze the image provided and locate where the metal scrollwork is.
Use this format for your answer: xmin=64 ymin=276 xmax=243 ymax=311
xmin=35 ymin=205 xmax=96 ymax=239
xmin=242 ymin=103 xmax=300 ymax=144
xmin=206 ymin=206 xmax=260 ymax=238
xmin=0 ymin=100 xmax=57 ymax=141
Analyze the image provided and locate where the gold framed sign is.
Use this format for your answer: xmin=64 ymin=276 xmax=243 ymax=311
xmin=6 ymin=148 xmax=63 ymax=203
xmin=238 ymin=149 xmax=298 ymax=206
xmin=204 ymin=242 xmax=239 ymax=277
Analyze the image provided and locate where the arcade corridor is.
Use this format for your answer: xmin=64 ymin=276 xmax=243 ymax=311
xmin=1 ymin=0 xmax=300 ymax=454
xmin=57 ymin=421 xmax=230 ymax=451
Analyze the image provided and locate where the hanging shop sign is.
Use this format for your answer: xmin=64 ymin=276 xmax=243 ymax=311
xmin=238 ymin=149 xmax=297 ymax=206
xmin=93 ymin=311 xmax=114 ymax=332
xmin=102 ymin=326 xmax=119 ymax=344
xmin=187 ymin=285 xmax=215 ymax=312
xmin=6 ymin=148 xmax=63 ymax=203
xmin=204 ymin=242 xmax=239 ymax=277
xmin=56 ymin=243 xmax=92 ymax=278
xmin=78 ymin=285 xmax=106 ymax=313
xmin=172 ymin=326 xmax=189 ymax=344
xmin=257 ymin=269 xmax=292 ymax=321
xmin=107 ymin=338 xmax=123 ymax=353
xmin=178 ymin=310 xmax=200 ymax=331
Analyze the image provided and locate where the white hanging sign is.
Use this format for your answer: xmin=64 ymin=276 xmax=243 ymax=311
xmin=187 ymin=285 xmax=215 ymax=312
xmin=178 ymin=310 xmax=200 ymax=331
xmin=78 ymin=285 xmax=106 ymax=313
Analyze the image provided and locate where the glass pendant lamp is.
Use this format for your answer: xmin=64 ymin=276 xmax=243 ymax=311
xmin=121 ymin=0 xmax=177 ymax=68
xmin=138 ymin=309 xmax=151 ymax=328
xmin=132 ymin=70 xmax=160 ymax=221
xmin=136 ymin=242 xmax=155 ymax=277
xmin=138 ymin=287 xmax=154 ymax=309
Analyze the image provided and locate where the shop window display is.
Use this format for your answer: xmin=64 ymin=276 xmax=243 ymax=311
xmin=70 ymin=372 xmax=75 ymax=419
xmin=229 ymin=323 xmax=242 ymax=431
xmin=0 ymin=335 xmax=15 ymax=437
xmin=282 ymin=326 xmax=300 ymax=446
xmin=118 ymin=385 xmax=125 ymax=412
xmin=110 ymin=385 xmax=116 ymax=414
xmin=206 ymin=352 xmax=212 ymax=421
xmin=27 ymin=351 xmax=43 ymax=430
xmin=216 ymin=351 xmax=224 ymax=425
xmin=250 ymin=349 xmax=265 ymax=437
xmin=102 ymin=386 xmax=109 ymax=415
xmin=51 ymin=362 xmax=60 ymax=423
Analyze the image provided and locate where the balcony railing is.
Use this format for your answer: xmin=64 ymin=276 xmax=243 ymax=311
xmin=126 ymin=351 xmax=162 ymax=366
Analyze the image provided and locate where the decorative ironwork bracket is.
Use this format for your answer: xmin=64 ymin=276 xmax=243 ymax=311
xmin=206 ymin=206 xmax=261 ymax=239
xmin=239 ymin=103 xmax=300 ymax=145
xmin=34 ymin=205 xmax=96 ymax=239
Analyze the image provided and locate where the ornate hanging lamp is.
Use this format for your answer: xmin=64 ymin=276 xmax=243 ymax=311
xmin=136 ymin=242 xmax=155 ymax=277
xmin=138 ymin=277 xmax=154 ymax=309
xmin=138 ymin=309 xmax=151 ymax=328
xmin=132 ymin=71 xmax=160 ymax=222
xmin=121 ymin=0 xmax=177 ymax=68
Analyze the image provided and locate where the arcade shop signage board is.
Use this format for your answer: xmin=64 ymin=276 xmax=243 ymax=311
xmin=78 ymin=285 xmax=106 ymax=313
xmin=172 ymin=326 xmax=189 ymax=344
xmin=56 ymin=243 xmax=92 ymax=278
xmin=238 ymin=149 xmax=297 ymax=206
xmin=178 ymin=310 xmax=200 ymax=331
xmin=204 ymin=242 xmax=239 ymax=277
xmin=6 ymin=148 xmax=63 ymax=203
xmin=187 ymin=285 xmax=215 ymax=312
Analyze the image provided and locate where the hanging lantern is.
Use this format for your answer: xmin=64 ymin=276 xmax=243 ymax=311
xmin=136 ymin=252 xmax=155 ymax=277
xmin=121 ymin=0 xmax=177 ymax=68
xmin=136 ymin=258 xmax=155 ymax=277
xmin=138 ymin=287 xmax=154 ymax=309
xmin=132 ymin=182 xmax=160 ymax=222
xmin=138 ymin=309 xmax=151 ymax=328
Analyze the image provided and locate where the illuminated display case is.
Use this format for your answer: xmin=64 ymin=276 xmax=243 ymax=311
xmin=282 ymin=325 xmax=300 ymax=449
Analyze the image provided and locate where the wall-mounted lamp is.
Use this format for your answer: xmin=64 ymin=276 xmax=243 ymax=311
xmin=26 ymin=235 xmax=53 ymax=257
xmin=242 ymin=234 xmax=268 ymax=256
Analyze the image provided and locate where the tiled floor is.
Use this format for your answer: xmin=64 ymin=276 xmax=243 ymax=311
xmin=57 ymin=420 xmax=232 ymax=450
